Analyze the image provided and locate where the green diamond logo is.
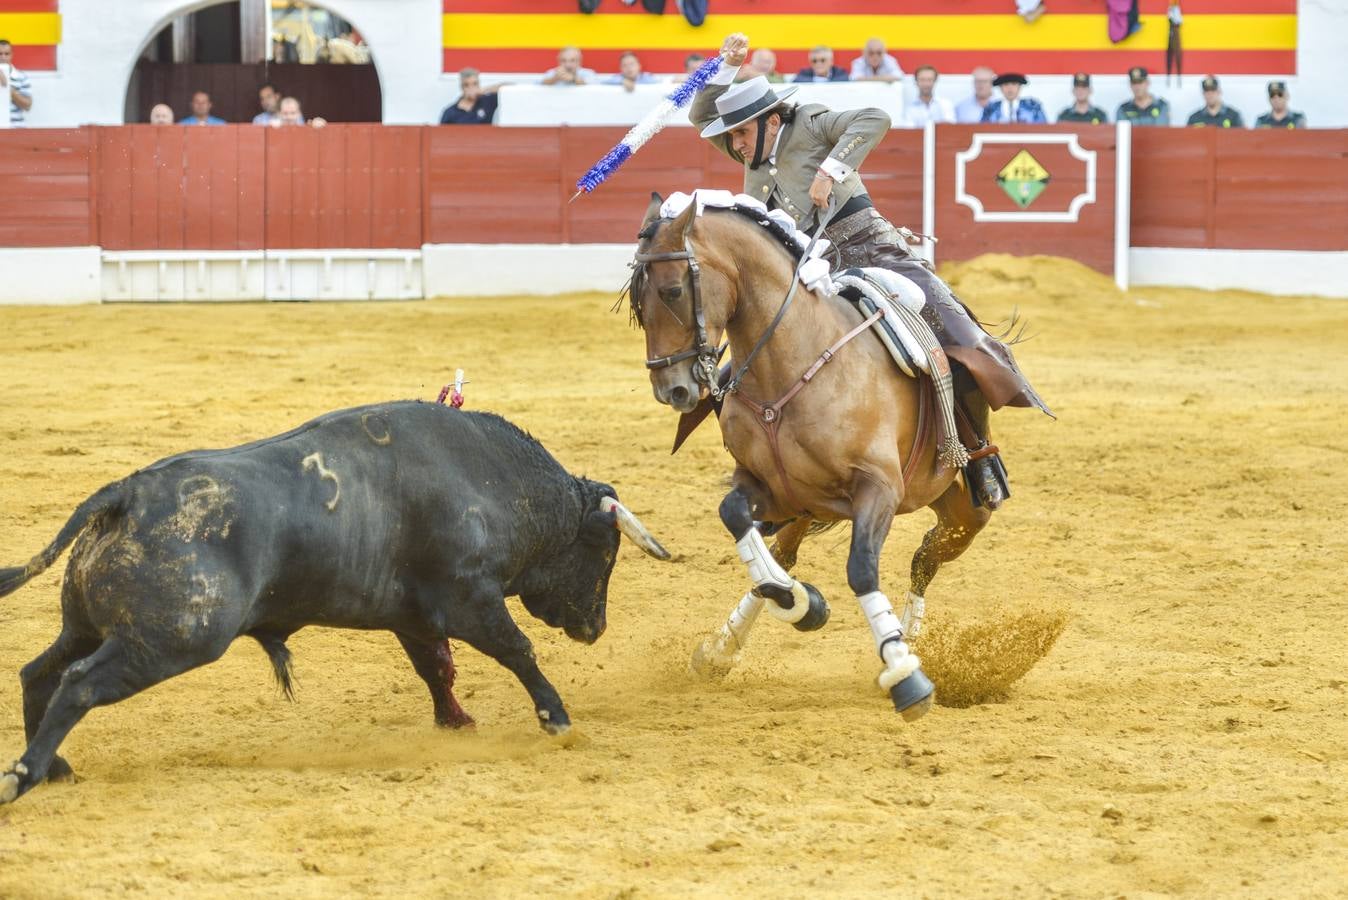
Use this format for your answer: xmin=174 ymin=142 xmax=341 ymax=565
xmin=996 ymin=149 xmax=1051 ymax=209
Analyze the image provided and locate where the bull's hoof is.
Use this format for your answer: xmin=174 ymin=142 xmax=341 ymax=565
xmin=537 ymin=708 xmax=571 ymax=736
xmin=889 ymin=669 xmax=936 ymax=722
xmin=0 ymin=773 xmax=18 ymax=805
xmin=47 ymin=755 xmax=75 ymax=783
xmin=791 ymin=582 xmax=830 ymax=633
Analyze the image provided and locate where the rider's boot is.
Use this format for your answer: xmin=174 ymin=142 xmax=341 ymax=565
xmin=956 ymin=385 xmax=1010 ymax=511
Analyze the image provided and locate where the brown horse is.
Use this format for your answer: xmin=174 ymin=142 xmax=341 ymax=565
xmin=628 ymin=194 xmax=999 ymax=721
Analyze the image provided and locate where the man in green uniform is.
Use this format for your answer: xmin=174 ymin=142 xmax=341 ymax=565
xmin=1057 ymin=73 xmax=1109 ymax=124
xmin=1116 ymin=66 xmax=1170 ymax=126
xmin=1186 ymin=75 xmax=1244 ymax=128
xmin=688 ymin=33 xmax=1051 ymax=508
xmin=1255 ymin=81 xmax=1307 ymax=129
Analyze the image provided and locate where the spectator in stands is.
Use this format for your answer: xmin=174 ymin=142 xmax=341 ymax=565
xmin=272 ymin=96 xmax=326 ymax=128
xmin=850 ymin=38 xmax=902 ymax=83
xmin=981 ymin=73 xmax=1047 ymax=123
xmin=0 ymin=39 xmax=33 ymax=126
xmin=903 ymin=65 xmax=954 ymax=126
xmin=1117 ymin=67 xmax=1169 ymax=126
xmin=149 ymin=103 xmax=175 ymax=125
xmin=736 ymin=48 xmax=783 ymax=83
xmin=441 ymin=67 xmax=501 ymax=124
xmin=604 ymin=52 xmax=659 ymax=91
xmin=955 ymin=66 xmax=996 ymax=123
xmin=181 ymin=91 xmax=226 ymax=126
xmin=793 ymin=46 xmax=848 ymax=83
xmin=1057 ymin=72 xmax=1109 ymax=123
xmin=253 ymin=82 xmax=282 ymax=126
xmin=1186 ymin=75 xmax=1243 ymax=128
xmin=541 ymin=46 xmax=596 ymax=86
xmin=1255 ymin=81 xmax=1306 ymax=129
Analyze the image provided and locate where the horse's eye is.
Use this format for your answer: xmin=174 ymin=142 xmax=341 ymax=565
xmin=659 ymin=285 xmax=683 ymax=303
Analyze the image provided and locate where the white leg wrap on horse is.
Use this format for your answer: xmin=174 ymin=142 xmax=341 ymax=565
xmin=858 ymin=590 xmax=904 ymax=651
xmin=900 ymin=591 xmax=926 ymax=638
xmin=736 ymin=528 xmax=792 ymax=591
xmin=725 ymin=591 xmax=766 ymax=644
xmin=858 ymin=591 xmax=922 ymax=690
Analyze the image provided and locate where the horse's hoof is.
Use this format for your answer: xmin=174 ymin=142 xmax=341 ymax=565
xmin=889 ymin=669 xmax=936 ymax=722
xmin=791 ymin=582 xmax=830 ymax=632
xmin=690 ymin=637 xmax=737 ymax=681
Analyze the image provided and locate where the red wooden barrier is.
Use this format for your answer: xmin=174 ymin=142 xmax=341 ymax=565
xmin=933 ymin=124 xmax=1119 ymax=274
xmin=0 ymin=129 xmax=93 ymax=247
xmin=3 ymin=126 xmax=1346 ymax=255
xmin=265 ymin=125 xmax=422 ymax=249
xmin=1131 ymin=128 xmax=1348 ymax=251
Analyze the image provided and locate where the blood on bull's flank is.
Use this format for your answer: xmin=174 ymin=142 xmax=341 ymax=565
xmin=0 ymin=401 xmax=670 ymax=805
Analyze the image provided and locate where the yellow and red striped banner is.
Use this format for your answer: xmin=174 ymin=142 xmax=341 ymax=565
xmin=0 ymin=0 xmax=59 ymax=70
xmin=442 ymin=0 xmax=1296 ymax=76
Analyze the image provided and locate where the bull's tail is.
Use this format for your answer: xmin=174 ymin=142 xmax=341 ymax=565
xmin=0 ymin=482 xmax=126 ymax=599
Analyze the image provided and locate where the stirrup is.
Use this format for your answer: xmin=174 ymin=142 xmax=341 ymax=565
xmin=964 ymin=445 xmax=1010 ymax=510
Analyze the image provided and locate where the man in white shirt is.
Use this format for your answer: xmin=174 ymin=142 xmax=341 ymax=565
xmin=849 ymin=38 xmax=902 ymax=83
xmin=541 ymin=46 xmax=597 ymax=86
xmin=0 ymin=39 xmax=33 ymax=127
xmin=903 ymin=65 xmax=955 ymax=127
xmin=954 ymin=66 xmax=996 ymax=123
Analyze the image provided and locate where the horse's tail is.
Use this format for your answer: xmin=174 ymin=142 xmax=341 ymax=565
xmin=984 ymin=306 xmax=1034 ymax=345
xmin=0 ymin=482 xmax=126 ymax=599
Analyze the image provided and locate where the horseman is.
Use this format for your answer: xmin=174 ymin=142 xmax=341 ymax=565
xmin=691 ymin=33 xmax=1051 ymax=508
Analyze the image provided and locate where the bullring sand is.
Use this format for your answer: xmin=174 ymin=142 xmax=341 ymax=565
xmin=0 ymin=256 xmax=1345 ymax=897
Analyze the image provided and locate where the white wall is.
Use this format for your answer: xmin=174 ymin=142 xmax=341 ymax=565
xmin=14 ymin=0 xmax=1348 ymax=128
xmin=1130 ymin=247 xmax=1348 ymax=299
xmin=0 ymin=248 xmax=101 ymax=304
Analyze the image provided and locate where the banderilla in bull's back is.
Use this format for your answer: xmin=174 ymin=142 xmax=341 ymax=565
xmin=0 ymin=400 xmax=670 ymax=805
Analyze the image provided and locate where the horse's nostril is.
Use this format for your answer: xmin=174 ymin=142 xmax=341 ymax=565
xmin=670 ymin=386 xmax=690 ymax=407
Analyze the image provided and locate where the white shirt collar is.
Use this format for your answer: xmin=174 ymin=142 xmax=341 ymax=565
xmin=767 ymin=122 xmax=786 ymax=165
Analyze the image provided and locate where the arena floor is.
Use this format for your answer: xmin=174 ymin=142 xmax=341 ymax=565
xmin=0 ymin=256 xmax=1344 ymax=897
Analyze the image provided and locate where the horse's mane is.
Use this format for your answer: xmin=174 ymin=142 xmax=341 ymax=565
xmin=622 ymin=205 xmax=804 ymax=327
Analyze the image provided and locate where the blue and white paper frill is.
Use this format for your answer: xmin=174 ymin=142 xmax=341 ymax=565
xmin=573 ymin=55 xmax=725 ymax=196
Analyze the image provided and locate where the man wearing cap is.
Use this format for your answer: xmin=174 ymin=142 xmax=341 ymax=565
xmin=1117 ymin=66 xmax=1170 ymax=126
xmin=1186 ymin=75 xmax=1243 ymax=128
xmin=980 ymin=74 xmax=1047 ymax=123
xmin=1255 ymin=81 xmax=1306 ymax=129
xmin=1057 ymin=73 xmax=1109 ymax=124
xmin=690 ymin=33 xmax=1051 ymax=508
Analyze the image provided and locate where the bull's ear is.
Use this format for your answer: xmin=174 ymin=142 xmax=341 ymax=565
xmin=641 ymin=192 xmax=664 ymax=231
xmin=581 ymin=507 xmax=617 ymax=543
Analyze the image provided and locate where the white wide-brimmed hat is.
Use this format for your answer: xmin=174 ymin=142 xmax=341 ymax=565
xmin=699 ymin=76 xmax=799 ymax=138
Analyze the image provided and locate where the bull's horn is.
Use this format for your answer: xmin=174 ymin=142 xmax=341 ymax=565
xmin=600 ymin=497 xmax=672 ymax=561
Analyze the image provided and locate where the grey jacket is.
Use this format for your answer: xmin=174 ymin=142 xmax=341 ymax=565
xmin=690 ymin=82 xmax=892 ymax=230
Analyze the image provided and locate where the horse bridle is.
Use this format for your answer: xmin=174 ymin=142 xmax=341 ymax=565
xmin=634 ymin=195 xmax=838 ymax=402
xmin=635 ymin=210 xmax=722 ymax=393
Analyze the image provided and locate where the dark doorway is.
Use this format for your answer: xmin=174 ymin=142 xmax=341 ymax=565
xmin=125 ymin=1 xmax=381 ymax=125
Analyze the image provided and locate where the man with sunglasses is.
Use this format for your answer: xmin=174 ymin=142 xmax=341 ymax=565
xmin=690 ymin=33 xmax=1052 ymax=509
xmin=793 ymin=46 xmax=848 ymax=83
xmin=1254 ymin=81 xmax=1306 ymax=129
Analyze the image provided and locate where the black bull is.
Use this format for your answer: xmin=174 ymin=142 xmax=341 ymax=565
xmin=0 ymin=401 xmax=669 ymax=804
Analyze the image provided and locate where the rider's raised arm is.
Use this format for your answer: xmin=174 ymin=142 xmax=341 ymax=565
xmin=690 ymin=62 xmax=743 ymax=163
xmin=804 ymin=106 xmax=892 ymax=182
